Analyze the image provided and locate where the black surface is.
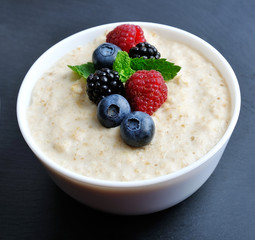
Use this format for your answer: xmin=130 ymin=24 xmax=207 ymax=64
xmin=1 ymin=0 xmax=254 ymax=239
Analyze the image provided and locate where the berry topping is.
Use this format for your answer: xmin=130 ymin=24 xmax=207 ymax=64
xmin=106 ymin=24 xmax=146 ymax=53
xmin=120 ymin=111 xmax=155 ymax=147
xmin=97 ymin=94 xmax=131 ymax=128
xmin=129 ymin=42 xmax=161 ymax=59
xmin=86 ymin=68 xmax=125 ymax=104
xmin=125 ymin=70 xmax=168 ymax=115
xmin=92 ymin=43 xmax=121 ymax=69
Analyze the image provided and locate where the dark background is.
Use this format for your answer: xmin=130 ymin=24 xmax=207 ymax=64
xmin=1 ymin=0 xmax=254 ymax=239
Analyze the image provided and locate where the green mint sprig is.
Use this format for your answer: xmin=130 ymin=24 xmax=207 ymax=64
xmin=131 ymin=57 xmax=181 ymax=81
xmin=113 ymin=51 xmax=181 ymax=82
xmin=68 ymin=62 xmax=95 ymax=79
xmin=68 ymin=51 xmax=181 ymax=83
xmin=112 ymin=51 xmax=135 ymax=82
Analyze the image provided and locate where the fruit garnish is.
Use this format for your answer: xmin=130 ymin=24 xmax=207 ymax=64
xmin=120 ymin=111 xmax=155 ymax=147
xmin=92 ymin=43 xmax=121 ymax=69
xmin=113 ymin=51 xmax=181 ymax=82
xmin=106 ymin=24 xmax=146 ymax=53
xmin=125 ymin=70 xmax=168 ymax=115
xmin=86 ymin=68 xmax=125 ymax=104
xmin=68 ymin=63 xmax=95 ymax=79
xmin=97 ymin=94 xmax=131 ymax=128
xmin=129 ymin=42 xmax=161 ymax=59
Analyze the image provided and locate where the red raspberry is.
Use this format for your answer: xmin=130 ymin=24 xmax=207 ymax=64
xmin=125 ymin=70 xmax=168 ymax=115
xmin=106 ymin=24 xmax=146 ymax=53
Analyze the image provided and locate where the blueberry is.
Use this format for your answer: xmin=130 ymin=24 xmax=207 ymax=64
xmin=92 ymin=43 xmax=121 ymax=69
xmin=120 ymin=111 xmax=155 ymax=147
xmin=97 ymin=94 xmax=131 ymax=128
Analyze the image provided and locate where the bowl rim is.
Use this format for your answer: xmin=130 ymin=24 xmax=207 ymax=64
xmin=17 ymin=21 xmax=241 ymax=188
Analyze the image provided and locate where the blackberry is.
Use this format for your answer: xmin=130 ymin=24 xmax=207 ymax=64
xmin=86 ymin=68 xmax=125 ymax=104
xmin=129 ymin=42 xmax=161 ymax=59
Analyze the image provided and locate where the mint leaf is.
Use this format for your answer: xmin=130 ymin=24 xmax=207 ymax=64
xmin=130 ymin=58 xmax=181 ymax=81
xmin=68 ymin=62 xmax=95 ymax=79
xmin=112 ymin=51 xmax=181 ymax=82
xmin=113 ymin=51 xmax=135 ymax=82
xmin=68 ymin=52 xmax=181 ymax=82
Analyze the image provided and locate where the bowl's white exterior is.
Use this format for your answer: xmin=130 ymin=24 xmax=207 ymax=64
xmin=43 ymin=142 xmax=227 ymax=215
xmin=17 ymin=22 xmax=240 ymax=215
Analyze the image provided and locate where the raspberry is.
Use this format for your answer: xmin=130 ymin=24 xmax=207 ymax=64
xmin=129 ymin=42 xmax=161 ymax=59
xmin=106 ymin=24 xmax=146 ymax=53
xmin=86 ymin=68 xmax=125 ymax=104
xmin=125 ymin=70 xmax=168 ymax=115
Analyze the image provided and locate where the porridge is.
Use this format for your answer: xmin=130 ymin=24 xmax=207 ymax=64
xmin=27 ymin=27 xmax=231 ymax=181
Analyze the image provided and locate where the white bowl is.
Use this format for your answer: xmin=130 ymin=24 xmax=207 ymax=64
xmin=17 ymin=22 xmax=241 ymax=215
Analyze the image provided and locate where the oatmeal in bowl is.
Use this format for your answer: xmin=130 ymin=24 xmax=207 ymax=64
xmin=17 ymin=22 xmax=240 ymax=215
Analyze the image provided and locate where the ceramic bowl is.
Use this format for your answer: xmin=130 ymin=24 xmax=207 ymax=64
xmin=17 ymin=22 xmax=241 ymax=215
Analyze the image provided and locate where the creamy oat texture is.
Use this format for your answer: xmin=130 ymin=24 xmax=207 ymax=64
xmin=27 ymin=29 xmax=231 ymax=181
